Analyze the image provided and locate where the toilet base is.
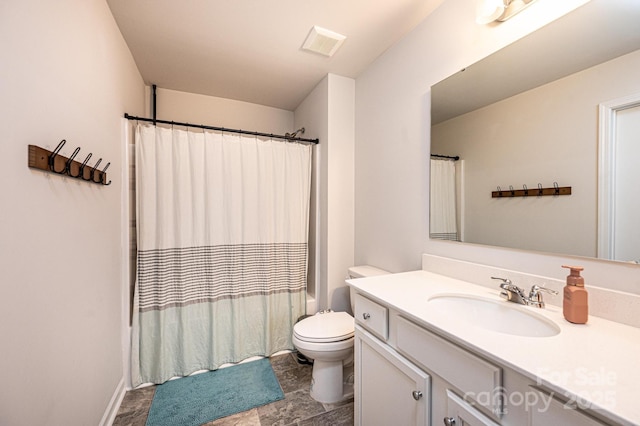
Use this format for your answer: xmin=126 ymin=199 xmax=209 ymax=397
xmin=309 ymin=360 xmax=354 ymax=404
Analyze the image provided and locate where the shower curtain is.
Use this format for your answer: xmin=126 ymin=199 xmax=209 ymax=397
xmin=430 ymin=159 xmax=458 ymax=241
xmin=131 ymin=124 xmax=311 ymax=386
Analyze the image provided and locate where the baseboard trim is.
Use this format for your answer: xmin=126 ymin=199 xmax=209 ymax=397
xmin=100 ymin=377 xmax=126 ymax=426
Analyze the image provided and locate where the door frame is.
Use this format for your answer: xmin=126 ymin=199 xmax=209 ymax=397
xmin=597 ymin=92 xmax=640 ymax=259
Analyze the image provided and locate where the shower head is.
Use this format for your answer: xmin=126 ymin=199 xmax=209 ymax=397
xmin=285 ymin=127 xmax=305 ymax=139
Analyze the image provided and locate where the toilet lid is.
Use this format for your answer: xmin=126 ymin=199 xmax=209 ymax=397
xmin=293 ymin=311 xmax=354 ymax=343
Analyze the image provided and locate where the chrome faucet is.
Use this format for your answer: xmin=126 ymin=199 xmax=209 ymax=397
xmin=492 ymin=277 xmax=558 ymax=308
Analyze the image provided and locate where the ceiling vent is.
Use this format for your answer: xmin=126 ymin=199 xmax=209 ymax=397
xmin=301 ymin=26 xmax=346 ymax=57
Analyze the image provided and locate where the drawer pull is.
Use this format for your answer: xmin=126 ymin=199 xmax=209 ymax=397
xmin=443 ymin=417 xmax=456 ymax=426
xmin=362 ymin=312 xmax=371 ymax=320
xmin=412 ymin=390 xmax=423 ymax=400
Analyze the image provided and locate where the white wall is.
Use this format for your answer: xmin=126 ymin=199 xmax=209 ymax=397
xmin=152 ymin=88 xmax=295 ymax=135
xmin=326 ymin=75 xmax=356 ymax=312
xmin=0 ymin=0 xmax=145 ymax=425
xmin=432 ymin=49 xmax=640 ymax=257
xmin=295 ymin=74 xmax=355 ymax=311
xmin=295 ymin=74 xmax=356 ymax=312
xmin=295 ymin=78 xmax=329 ymax=309
xmin=355 ymin=0 xmax=639 ymax=296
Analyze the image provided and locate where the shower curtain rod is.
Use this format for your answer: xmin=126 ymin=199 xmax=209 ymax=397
xmin=123 ymin=113 xmax=319 ymax=144
xmin=431 ymin=154 xmax=459 ymax=161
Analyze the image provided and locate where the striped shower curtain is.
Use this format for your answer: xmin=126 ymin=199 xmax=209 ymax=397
xmin=131 ymin=124 xmax=311 ymax=386
xmin=430 ymin=158 xmax=458 ymax=241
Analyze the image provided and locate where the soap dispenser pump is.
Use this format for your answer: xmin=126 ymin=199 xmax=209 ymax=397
xmin=562 ymin=265 xmax=588 ymax=324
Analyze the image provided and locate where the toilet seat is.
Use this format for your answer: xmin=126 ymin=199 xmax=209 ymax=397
xmin=293 ymin=311 xmax=354 ymax=343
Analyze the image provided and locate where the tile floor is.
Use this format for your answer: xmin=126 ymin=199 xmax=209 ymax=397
xmin=112 ymin=352 xmax=354 ymax=426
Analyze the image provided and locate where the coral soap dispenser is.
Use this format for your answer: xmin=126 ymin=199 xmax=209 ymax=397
xmin=562 ymin=265 xmax=588 ymax=324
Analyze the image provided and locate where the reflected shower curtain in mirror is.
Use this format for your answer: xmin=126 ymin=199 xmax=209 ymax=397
xmin=131 ymin=124 xmax=311 ymax=386
xmin=430 ymin=159 xmax=458 ymax=241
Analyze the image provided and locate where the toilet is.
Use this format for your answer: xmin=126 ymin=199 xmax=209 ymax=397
xmin=292 ymin=265 xmax=389 ymax=403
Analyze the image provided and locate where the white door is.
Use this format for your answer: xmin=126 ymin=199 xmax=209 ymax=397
xmin=598 ymin=95 xmax=640 ymax=262
xmin=613 ymin=104 xmax=640 ymax=262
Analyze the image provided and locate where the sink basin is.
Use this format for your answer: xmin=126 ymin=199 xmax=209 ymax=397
xmin=427 ymin=294 xmax=561 ymax=337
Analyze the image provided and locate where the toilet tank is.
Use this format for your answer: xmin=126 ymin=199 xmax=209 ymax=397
xmin=347 ymin=265 xmax=389 ymax=313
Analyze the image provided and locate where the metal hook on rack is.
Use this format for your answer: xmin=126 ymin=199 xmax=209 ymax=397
xmin=100 ymin=163 xmax=112 ymax=185
xmin=537 ymin=183 xmax=543 ymax=197
xmin=77 ymin=153 xmax=92 ymax=180
xmin=509 ymin=185 xmax=515 ymax=197
xmin=89 ymin=158 xmax=102 ymax=182
xmin=92 ymin=160 xmax=107 ymax=184
xmin=523 ymin=184 xmax=528 ymax=197
xmin=49 ymin=140 xmax=67 ymax=174
xmin=65 ymin=147 xmax=81 ymax=176
xmin=553 ymin=181 xmax=560 ymax=196
xmin=497 ymin=186 xmax=502 ymax=197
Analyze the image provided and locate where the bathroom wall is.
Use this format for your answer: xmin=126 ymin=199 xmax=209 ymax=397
xmin=0 ymin=0 xmax=145 ymax=425
xmin=151 ymin=88 xmax=295 ymax=135
xmin=432 ymin=48 xmax=640 ymax=257
xmin=295 ymin=77 xmax=329 ymax=310
xmin=295 ymin=74 xmax=356 ymax=313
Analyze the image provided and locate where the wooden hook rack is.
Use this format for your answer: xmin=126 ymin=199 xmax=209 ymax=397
xmin=28 ymin=140 xmax=111 ymax=185
xmin=492 ymin=183 xmax=571 ymax=198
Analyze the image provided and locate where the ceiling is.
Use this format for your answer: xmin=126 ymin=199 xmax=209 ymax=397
xmin=107 ymin=0 xmax=445 ymax=111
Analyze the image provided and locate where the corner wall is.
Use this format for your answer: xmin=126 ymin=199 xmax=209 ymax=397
xmin=295 ymin=74 xmax=355 ymax=312
xmin=0 ymin=1 xmax=145 ymax=424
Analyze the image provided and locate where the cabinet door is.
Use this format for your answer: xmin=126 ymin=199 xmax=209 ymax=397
xmin=355 ymin=326 xmax=430 ymax=426
xmin=445 ymin=389 xmax=499 ymax=426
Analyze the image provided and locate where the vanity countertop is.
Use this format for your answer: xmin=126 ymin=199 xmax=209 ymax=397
xmin=347 ymin=270 xmax=640 ymax=426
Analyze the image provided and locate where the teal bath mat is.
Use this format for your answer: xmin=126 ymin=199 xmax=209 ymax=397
xmin=146 ymin=357 xmax=284 ymax=426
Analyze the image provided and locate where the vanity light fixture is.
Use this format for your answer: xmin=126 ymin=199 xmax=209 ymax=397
xmin=476 ymin=0 xmax=538 ymax=24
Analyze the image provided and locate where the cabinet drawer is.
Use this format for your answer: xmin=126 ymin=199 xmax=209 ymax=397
xmin=528 ymin=388 xmax=607 ymax=426
xmin=354 ymin=293 xmax=388 ymax=340
xmin=395 ymin=316 xmax=503 ymax=417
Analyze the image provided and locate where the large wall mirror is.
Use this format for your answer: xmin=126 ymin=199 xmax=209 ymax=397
xmin=430 ymin=0 xmax=640 ymax=263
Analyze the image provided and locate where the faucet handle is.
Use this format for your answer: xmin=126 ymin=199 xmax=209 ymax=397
xmin=491 ymin=276 xmax=512 ymax=288
xmin=528 ymin=285 xmax=558 ymax=308
xmin=529 ymin=285 xmax=558 ymax=297
xmin=492 ymin=277 xmax=522 ymax=294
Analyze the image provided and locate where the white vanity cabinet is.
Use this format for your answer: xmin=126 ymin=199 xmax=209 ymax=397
xmin=355 ymin=327 xmax=430 ymax=426
xmin=353 ymin=293 xmax=430 ymax=425
xmin=353 ymin=293 xmax=562 ymax=426
xmin=354 ymin=293 xmax=500 ymax=426
xmin=349 ymin=271 xmax=635 ymax=426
